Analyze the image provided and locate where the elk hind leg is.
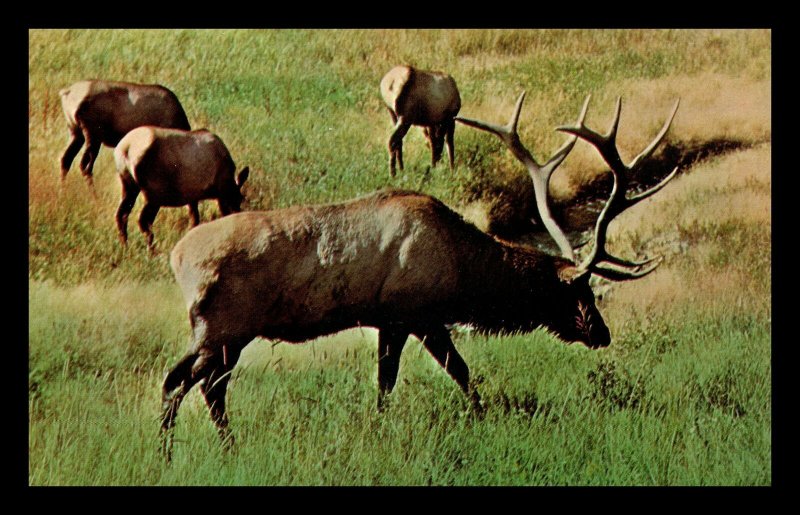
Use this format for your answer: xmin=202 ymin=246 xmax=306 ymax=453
xmin=60 ymin=129 xmax=85 ymax=180
xmin=199 ymin=341 xmax=245 ymax=450
xmin=424 ymin=126 xmax=444 ymax=167
xmin=160 ymin=351 xmax=204 ymax=461
xmin=78 ymin=131 xmax=101 ymax=189
xmin=115 ymin=176 xmax=140 ymax=246
xmin=161 ymin=342 xmax=236 ymax=461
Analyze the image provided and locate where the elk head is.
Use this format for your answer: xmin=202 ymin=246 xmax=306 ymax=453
xmin=219 ymin=166 xmax=251 ymax=215
xmin=457 ymin=92 xmax=680 ymax=348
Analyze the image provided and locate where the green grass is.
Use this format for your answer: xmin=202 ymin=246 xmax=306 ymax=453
xmin=28 ymin=281 xmax=770 ymax=485
xmin=28 ymin=29 xmax=771 ymax=485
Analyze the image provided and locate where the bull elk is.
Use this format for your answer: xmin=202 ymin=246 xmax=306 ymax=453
xmin=380 ymin=65 xmax=461 ymax=177
xmin=113 ymin=126 xmax=249 ymax=253
xmin=59 ymin=80 xmax=191 ymax=189
xmin=159 ymin=93 xmax=679 ymax=460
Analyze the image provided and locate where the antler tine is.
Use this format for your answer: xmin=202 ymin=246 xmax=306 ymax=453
xmin=591 ymin=256 xmax=663 ymax=281
xmin=455 ymin=91 xmax=527 ymax=142
xmin=455 ymin=92 xmax=542 ymax=172
xmin=608 ymin=97 xmax=622 ymax=144
xmin=456 ymin=91 xmax=519 ymax=173
xmin=605 ymin=99 xmax=681 ymax=214
xmin=629 ymin=98 xmax=680 ymax=171
xmin=508 ymin=90 xmax=526 ymax=133
xmin=456 ymin=91 xmax=588 ymax=262
xmin=602 ymin=253 xmax=662 ymax=269
xmin=627 ymin=165 xmax=680 ymax=208
xmin=539 ymin=95 xmax=590 ymax=180
xmin=557 ymin=96 xmax=627 ymax=173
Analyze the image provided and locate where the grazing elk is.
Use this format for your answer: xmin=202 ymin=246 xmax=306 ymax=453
xmin=159 ymin=93 xmax=679 ymax=459
xmin=113 ymin=126 xmax=249 ymax=252
xmin=59 ymin=80 xmax=191 ymax=188
xmin=380 ymin=65 xmax=461 ymax=177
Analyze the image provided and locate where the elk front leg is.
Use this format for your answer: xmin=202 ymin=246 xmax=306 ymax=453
xmin=388 ymin=118 xmax=410 ymax=177
xmin=217 ymin=199 xmax=233 ymax=217
xmin=444 ymin=118 xmax=456 ymax=170
xmin=188 ymin=202 xmax=201 ymax=227
xmin=60 ymin=129 xmax=85 ymax=181
xmin=138 ymin=202 xmax=161 ymax=253
xmin=417 ymin=325 xmax=482 ymax=413
xmin=377 ymin=327 xmax=409 ymax=411
xmin=425 ymin=125 xmax=446 ymax=167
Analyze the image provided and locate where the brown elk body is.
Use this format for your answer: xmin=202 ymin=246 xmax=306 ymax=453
xmin=160 ymin=94 xmax=679 ymax=459
xmin=380 ymin=65 xmax=461 ymax=176
xmin=59 ymin=80 xmax=191 ymax=187
xmin=163 ymin=189 xmax=607 ymax=456
xmin=113 ymin=126 xmax=249 ymax=252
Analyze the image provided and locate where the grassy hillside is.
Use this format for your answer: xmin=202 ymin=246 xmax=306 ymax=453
xmin=28 ymin=29 xmax=771 ymax=485
xmin=29 ymin=29 xmax=770 ymax=283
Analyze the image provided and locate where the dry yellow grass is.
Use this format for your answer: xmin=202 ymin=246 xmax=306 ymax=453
xmin=602 ymin=265 xmax=765 ymax=335
xmin=551 ymin=73 xmax=770 ymax=199
xmin=450 ymin=71 xmax=771 ymax=240
xmin=624 ymin=74 xmax=771 ymax=144
xmin=457 ymin=72 xmax=771 ymax=243
xmin=597 ymin=143 xmax=771 ymax=323
xmin=30 ymin=280 xmax=185 ymax=324
xmin=365 ymin=29 xmax=769 ymax=77
xmin=615 ymin=143 xmax=771 ymax=236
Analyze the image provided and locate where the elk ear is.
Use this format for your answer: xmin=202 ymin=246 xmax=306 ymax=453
xmin=557 ymin=264 xmax=590 ymax=285
xmin=237 ymin=167 xmax=250 ymax=187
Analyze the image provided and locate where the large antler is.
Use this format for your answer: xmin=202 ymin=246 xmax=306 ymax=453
xmin=557 ymin=97 xmax=681 ymax=280
xmin=456 ymin=92 xmax=588 ymax=262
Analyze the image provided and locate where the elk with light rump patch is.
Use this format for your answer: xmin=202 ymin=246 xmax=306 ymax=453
xmin=380 ymin=65 xmax=461 ymax=177
xmin=113 ymin=126 xmax=249 ymax=253
xmin=59 ymin=80 xmax=191 ymax=189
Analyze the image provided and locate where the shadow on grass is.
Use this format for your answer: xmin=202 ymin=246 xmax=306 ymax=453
xmin=466 ymin=138 xmax=751 ymax=251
